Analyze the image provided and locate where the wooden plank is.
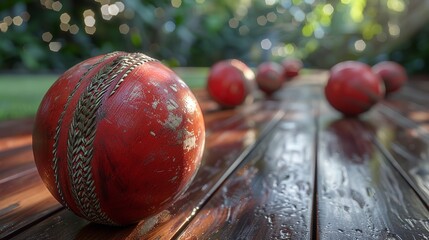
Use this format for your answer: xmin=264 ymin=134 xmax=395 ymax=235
xmin=0 ymin=135 xmax=32 ymax=153
xmin=0 ymin=143 xmax=64 ymax=239
xmin=0 ymin=88 xmax=220 ymax=238
xmin=0 ymin=118 xmax=34 ymax=152
xmin=0 ymin=145 xmax=34 ymax=181
xmin=176 ymin=101 xmax=317 ymax=239
xmin=377 ymin=92 xmax=429 ymax=206
xmin=382 ymin=79 xmax=429 ymax=130
xmin=393 ymin=85 xmax=429 ymax=106
xmin=381 ymin=100 xmax=429 ymax=136
xmin=8 ymin=71 xmax=429 ymax=239
xmin=12 ymin=101 xmax=284 ymax=240
xmin=406 ymin=76 xmax=429 ymax=92
xmin=0 ymin=169 xmax=62 ymax=239
xmin=368 ymin=101 xmax=429 ymax=206
xmin=8 ymin=210 xmax=133 ymax=240
xmin=393 ymin=77 xmax=429 ymax=107
xmin=0 ymin=118 xmax=34 ymax=139
xmin=190 ymin=89 xmax=221 ymax=114
xmin=316 ymin=103 xmax=429 ymax=239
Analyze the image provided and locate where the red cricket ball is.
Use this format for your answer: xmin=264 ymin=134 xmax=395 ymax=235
xmin=207 ymin=59 xmax=255 ymax=107
xmin=32 ymin=52 xmax=205 ymax=225
xmin=372 ymin=61 xmax=407 ymax=94
xmin=255 ymin=62 xmax=283 ymax=95
xmin=325 ymin=61 xmax=385 ymax=117
xmin=281 ymin=58 xmax=303 ymax=80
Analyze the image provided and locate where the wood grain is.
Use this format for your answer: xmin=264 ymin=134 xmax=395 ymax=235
xmin=12 ymin=100 xmax=283 ymax=240
xmin=316 ymin=103 xmax=429 ymax=239
xmin=0 ymin=140 xmax=62 ymax=239
xmin=177 ymin=101 xmax=317 ymax=239
xmin=4 ymin=71 xmax=429 ymax=239
xmin=368 ymin=101 xmax=429 ymax=206
xmin=0 ymin=169 xmax=62 ymax=239
xmin=0 ymin=145 xmax=34 ymax=181
xmin=0 ymin=118 xmax=34 ymax=139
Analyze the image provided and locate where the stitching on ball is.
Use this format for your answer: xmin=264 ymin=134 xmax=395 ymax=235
xmin=66 ymin=52 xmax=157 ymax=224
xmin=52 ymin=51 xmax=120 ymax=209
xmin=109 ymin=53 xmax=157 ymax=97
xmin=67 ymin=57 xmax=123 ymax=224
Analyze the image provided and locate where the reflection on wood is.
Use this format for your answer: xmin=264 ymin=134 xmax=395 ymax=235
xmin=370 ymin=103 xmax=429 ymax=207
xmin=3 ymin=71 xmax=429 ymax=239
xmin=0 ymin=118 xmax=34 ymax=138
xmin=11 ymin=99 xmax=283 ymax=239
xmin=0 ymin=119 xmax=53 ymax=239
xmin=0 ymin=145 xmax=34 ymax=180
xmin=178 ymin=102 xmax=317 ymax=239
xmin=317 ymin=107 xmax=429 ymax=239
xmin=0 ymin=169 xmax=62 ymax=239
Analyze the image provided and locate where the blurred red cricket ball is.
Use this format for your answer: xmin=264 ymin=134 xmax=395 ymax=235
xmin=372 ymin=61 xmax=407 ymax=94
xmin=32 ymin=52 xmax=205 ymax=225
xmin=255 ymin=62 xmax=283 ymax=95
xmin=281 ymin=58 xmax=303 ymax=80
xmin=325 ymin=61 xmax=385 ymax=117
xmin=207 ymin=59 xmax=255 ymax=107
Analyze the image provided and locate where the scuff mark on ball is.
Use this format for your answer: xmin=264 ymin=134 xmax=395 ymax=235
xmin=161 ymin=113 xmax=183 ymax=130
xmin=183 ymin=131 xmax=197 ymax=152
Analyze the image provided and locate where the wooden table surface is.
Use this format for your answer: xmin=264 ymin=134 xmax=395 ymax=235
xmin=1 ymin=70 xmax=429 ymax=239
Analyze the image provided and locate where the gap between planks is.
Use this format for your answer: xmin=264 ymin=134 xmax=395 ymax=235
xmin=310 ymin=101 xmax=320 ymax=240
xmin=373 ymin=104 xmax=429 ymax=211
xmin=171 ymin=110 xmax=285 ymax=239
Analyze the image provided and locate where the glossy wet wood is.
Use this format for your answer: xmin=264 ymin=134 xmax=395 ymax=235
xmin=316 ymin=107 xmax=429 ymax=239
xmin=178 ymin=105 xmax=317 ymax=239
xmin=6 ymin=91 xmax=284 ymax=240
xmin=2 ymin=70 xmax=429 ymax=239
xmin=0 ymin=118 xmax=63 ymax=239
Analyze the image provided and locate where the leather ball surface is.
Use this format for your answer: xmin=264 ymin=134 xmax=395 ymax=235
xmin=325 ymin=61 xmax=385 ymax=117
xmin=256 ymin=62 xmax=283 ymax=95
xmin=372 ymin=61 xmax=407 ymax=94
xmin=281 ymin=58 xmax=303 ymax=80
xmin=32 ymin=52 xmax=205 ymax=225
xmin=207 ymin=59 xmax=255 ymax=107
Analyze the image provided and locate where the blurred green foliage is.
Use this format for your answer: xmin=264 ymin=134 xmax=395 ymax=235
xmin=387 ymin=24 xmax=429 ymax=74
xmin=0 ymin=0 xmax=428 ymax=73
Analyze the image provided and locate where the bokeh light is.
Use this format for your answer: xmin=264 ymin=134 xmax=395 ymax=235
xmin=70 ymin=24 xmax=79 ymax=34
xmin=84 ymin=16 xmax=96 ymax=27
xmin=49 ymin=42 xmax=62 ymax=52
xmin=261 ymin=39 xmax=272 ymax=50
xmin=52 ymin=1 xmax=62 ymax=12
xmin=0 ymin=0 xmax=427 ymax=73
xmin=12 ymin=16 xmax=23 ymax=26
xmin=257 ymin=16 xmax=267 ymax=26
xmin=60 ymin=13 xmax=71 ymax=24
xmin=0 ymin=23 xmax=8 ymax=32
xmin=229 ymin=18 xmax=239 ymax=28
xmin=266 ymin=12 xmax=277 ymax=22
xmin=119 ymin=24 xmax=130 ymax=34
xmin=354 ymin=39 xmax=366 ymax=52
xmin=42 ymin=32 xmax=53 ymax=42
xmin=171 ymin=0 xmax=182 ymax=8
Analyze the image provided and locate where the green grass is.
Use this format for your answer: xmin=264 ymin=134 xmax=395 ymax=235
xmin=0 ymin=68 xmax=208 ymax=121
xmin=174 ymin=67 xmax=208 ymax=89
xmin=0 ymin=74 xmax=58 ymax=120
